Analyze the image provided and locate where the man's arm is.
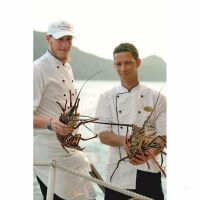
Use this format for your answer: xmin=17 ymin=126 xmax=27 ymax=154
xmin=98 ymin=131 xmax=126 ymax=147
xmin=34 ymin=115 xmax=50 ymax=129
xmin=34 ymin=115 xmax=73 ymax=135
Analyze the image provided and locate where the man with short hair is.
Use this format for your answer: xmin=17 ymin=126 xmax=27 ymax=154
xmin=94 ymin=43 xmax=166 ymax=200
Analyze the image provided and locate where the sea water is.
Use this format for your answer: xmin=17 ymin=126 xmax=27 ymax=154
xmin=34 ymin=80 xmax=166 ymax=200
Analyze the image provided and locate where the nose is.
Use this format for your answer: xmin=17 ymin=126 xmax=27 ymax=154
xmin=62 ymin=40 xmax=70 ymax=48
xmin=61 ymin=37 xmax=72 ymax=47
xmin=120 ymin=63 xmax=127 ymax=72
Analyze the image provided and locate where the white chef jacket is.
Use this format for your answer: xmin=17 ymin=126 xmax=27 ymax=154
xmin=34 ymin=51 xmax=96 ymax=200
xmin=94 ymin=84 xmax=166 ymax=189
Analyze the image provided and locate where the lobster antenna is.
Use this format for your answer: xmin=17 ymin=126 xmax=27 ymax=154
xmin=89 ymin=116 xmax=133 ymax=127
xmin=72 ymin=71 xmax=102 ymax=110
xmin=146 ymin=85 xmax=165 ymax=121
xmin=153 ymin=101 xmax=166 ymax=121
xmin=83 ymin=123 xmax=97 ymax=135
xmin=78 ymin=71 xmax=102 ymax=98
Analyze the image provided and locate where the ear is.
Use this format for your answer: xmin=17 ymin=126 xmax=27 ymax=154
xmin=46 ymin=35 xmax=51 ymax=43
xmin=136 ymin=58 xmax=141 ymax=68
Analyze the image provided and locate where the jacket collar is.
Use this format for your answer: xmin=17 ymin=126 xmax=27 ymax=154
xmin=45 ymin=51 xmax=69 ymax=68
xmin=117 ymin=83 xmax=140 ymax=94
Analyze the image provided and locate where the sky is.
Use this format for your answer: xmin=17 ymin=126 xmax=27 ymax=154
xmin=33 ymin=0 xmax=167 ymax=60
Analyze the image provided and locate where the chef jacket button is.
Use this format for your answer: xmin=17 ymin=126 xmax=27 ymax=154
xmin=117 ymin=95 xmax=119 ymax=98
xmin=62 ymin=80 xmax=65 ymax=82
xmin=138 ymin=110 xmax=141 ymax=114
xmin=57 ymin=66 xmax=59 ymax=69
xmin=119 ymin=110 xmax=122 ymax=113
xmin=141 ymin=95 xmax=143 ymax=97
xmin=64 ymin=94 xmax=66 ymax=96
xmin=120 ymin=126 xmax=123 ymax=129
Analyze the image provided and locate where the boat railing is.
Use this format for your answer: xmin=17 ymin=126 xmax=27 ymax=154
xmin=34 ymin=160 xmax=153 ymax=200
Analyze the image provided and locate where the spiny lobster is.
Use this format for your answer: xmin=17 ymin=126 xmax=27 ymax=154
xmin=56 ymin=72 xmax=100 ymax=152
xmin=110 ymin=90 xmax=167 ymax=181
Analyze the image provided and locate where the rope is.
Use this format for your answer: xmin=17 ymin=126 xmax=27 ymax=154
xmin=34 ymin=161 xmax=153 ymax=200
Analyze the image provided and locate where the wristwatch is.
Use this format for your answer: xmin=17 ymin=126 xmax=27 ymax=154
xmin=47 ymin=117 xmax=53 ymax=131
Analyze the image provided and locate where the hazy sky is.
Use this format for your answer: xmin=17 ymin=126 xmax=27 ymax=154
xmin=33 ymin=0 xmax=166 ymax=60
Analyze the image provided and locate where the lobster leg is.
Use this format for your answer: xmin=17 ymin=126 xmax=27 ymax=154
xmin=56 ymin=101 xmax=66 ymax=113
xmin=75 ymin=98 xmax=80 ymax=115
xmin=80 ymin=134 xmax=98 ymax=141
xmin=69 ymin=90 xmax=72 ymax=107
xmin=148 ymin=150 xmax=166 ymax=177
xmin=61 ymin=144 xmax=69 ymax=153
xmin=74 ymin=118 xmax=98 ymax=129
xmin=110 ymin=156 xmax=129 ymax=182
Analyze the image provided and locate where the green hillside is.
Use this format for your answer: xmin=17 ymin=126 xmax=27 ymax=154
xmin=33 ymin=31 xmax=166 ymax=81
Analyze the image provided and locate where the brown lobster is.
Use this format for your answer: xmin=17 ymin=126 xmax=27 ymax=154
xmin=56 ymin=72 xmax=100 ymax=152
xmin=110 ymin=91 xmax=167 ymax=181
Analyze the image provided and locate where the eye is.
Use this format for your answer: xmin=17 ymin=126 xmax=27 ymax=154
xmin=115 ymin=62 xmax=121 ymax=67
xmin=126 ymin=61 xmax=132 ymax=65
xmin=66 ymin=38 xmax=72 ymax=41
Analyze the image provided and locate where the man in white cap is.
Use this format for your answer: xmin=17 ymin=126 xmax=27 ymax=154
xmin=34 ymin=20 xmax=96 ymax=200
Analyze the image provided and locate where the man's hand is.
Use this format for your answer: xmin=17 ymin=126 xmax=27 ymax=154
xmin=129 ymin=152 xmax=147 ymax=165
xmin=124 ymin=135 xmax=166 ymax=166
xmin=129 ymin=149 xmax=158 ymax=165
xmin=51 ymin=117 xmax=73 ymax=135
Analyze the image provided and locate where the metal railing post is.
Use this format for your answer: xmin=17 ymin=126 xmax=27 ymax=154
xmin=46 ymin=160 xmax=56 ymax=200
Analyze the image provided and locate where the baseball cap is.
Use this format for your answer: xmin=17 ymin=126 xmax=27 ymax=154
xmin=47 ymin=20 xmax=75 ymax=39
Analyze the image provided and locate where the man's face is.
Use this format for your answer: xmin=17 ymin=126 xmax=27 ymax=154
xmin=46 ymin=35 xmax=73 ymax=63
xmin=114 ymin=52 xmax=141 ymax=82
